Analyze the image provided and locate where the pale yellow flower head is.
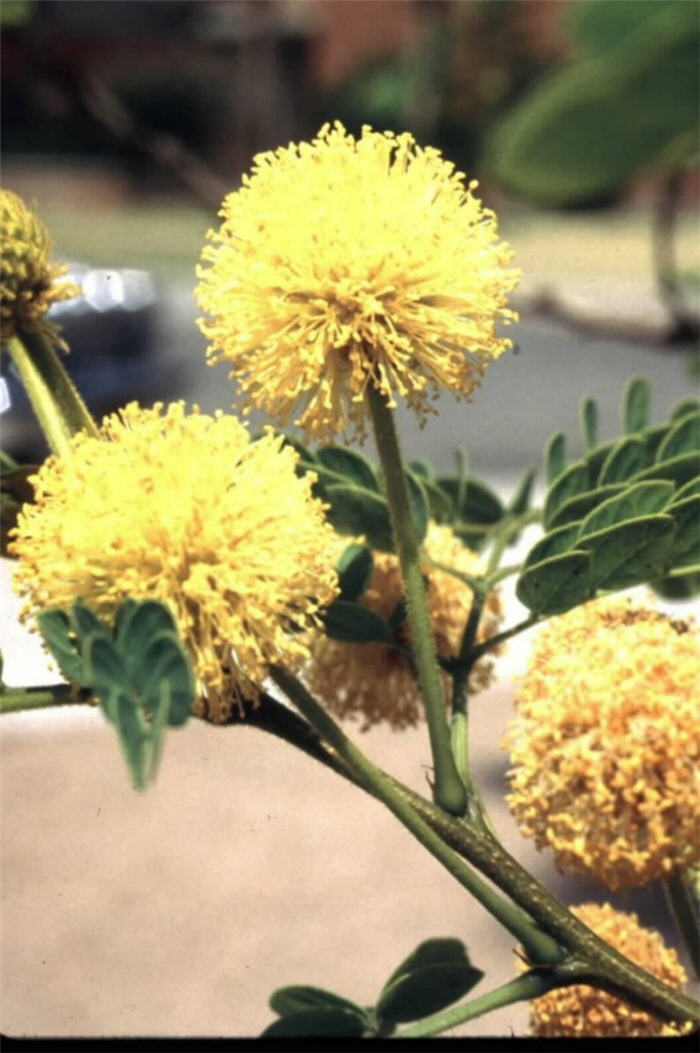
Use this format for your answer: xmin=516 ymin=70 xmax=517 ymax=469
xmin=528 ymin=903 xmax=688 ymax=1037
xmin=306 ymin=522 xmax=503 ymax=729
xmin=505 ymin=596 xmax=700 ymax=889
xmin=10 ymin=403 xmax=339 ymax=723
xmin=1 ymin=189 xmax=79 ymax=346
xmin=196 ymin=122 xmax=520 ymax=441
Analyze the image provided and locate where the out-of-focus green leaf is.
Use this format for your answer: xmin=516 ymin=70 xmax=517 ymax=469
xmin=325 ymin=485 xmax=394 ymax=552
xmin=323 ymin=600 xmax=393 ymax=644
xmin=486 ymin=5 xmax=699 ymax=204
xmin=517 ymin=551 xmax=593 ymax=615
xmin=270 ymin=985 xmax=366 ymax=1020
xmin=376 ymin=938 xmax=483 ymax=1026
xmin=543 ymin=461 xmax=589 ymax=528
xmin=336 ymin=543 xmax=373 ymax=601
xmin=598 ymin=436 xmax=647 ymax=484
xmin=261 ymin=1008 xmax=366 ymax=1037
xmin=317 ymin=446 xmax=379 ymax=492
xmin=545 ymin=432 xmax=566 ymax=485
xmin=580 ymin=397 xmax=598 ymax=452
xmin=579 ymin=514 xmax=676 ymax=590
xmin=548 ymin=484 xmax=626 ymax=529
xmin=623 ymin=376 xmax=653 ymax=434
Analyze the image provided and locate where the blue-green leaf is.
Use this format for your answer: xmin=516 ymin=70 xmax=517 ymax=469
xmin=548 ymin=483 xmax=626 ymax=529
xmin=139 ymin=631 xmax=195 ymax=726
xmin=336 ymin=544 xmax=373 ymax=601
xmin=666 ymin=494 xmax=700 ymax=566
xmin=317 ymin=446 xmax=379 ymax=491
xmin=598 ymin=436 xmax=647 ymax=484
xmin=577 ymin=480 xmax=674 ymax=539
xmin=377 ymin=938 xmax=483 ymax=1026
xmin=517 ymin=551 xmax=593 ymax=615
xmin=545 ymin=432 xmax=567 ymax=485
xmin=325 ymin=485 xmax=393 ymax=551
xmin=524 ymin=522 xmax=583 ymax=570
xmin=580 ymin=397 xmax=598 ymax=452
xmin=261 ymin=1009 xmax=366 ymax=1037
xmin=671 ymin=397 xmax=700 ymax=421
xmin=116 ymin=600 xmax=177 ymax=679
xmin=656 ymin=412 xmax=700 ymax=462
xmin=406 ymin=471 xmax=429 ymax=545
xmin=544 ymin=461 xmax=589 ymax=527
xmin=508 ymin=467 xmax=537 ymax=516
xmin=632 ymin=452 xmax=700 ymax=486
xmin=623 ymin=376 xmax=651 ymax=434
xmin=270 ymin=986 xmax=365 ymax=1020
xmin=323 ymin=600 xmax=393 ymax=644
xmin=36 ymin=609 xmax=85 ymax=684
xmin=580 ymin=514 xmax=676 ymax=590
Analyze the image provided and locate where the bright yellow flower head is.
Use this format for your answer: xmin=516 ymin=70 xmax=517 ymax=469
xmin=306 ymin=522 xmax=503 ymax=729
xmin=1 ymin=189 xmax=79 ymax=346
xmin=196 ymin=122 xmax=520 ymax=441
xmin=504 ymin=596 xmax=700 ymax=889
xmin=528 ymin=903 xmax=688 ymax=1037
xmin=10 ymin=403 xmax=339 ymax=723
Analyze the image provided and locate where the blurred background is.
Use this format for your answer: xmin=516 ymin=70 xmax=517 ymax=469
xmin=1 ymin=0 xmax=699 ymax=1039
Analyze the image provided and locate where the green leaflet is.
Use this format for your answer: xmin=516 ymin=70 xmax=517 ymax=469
xmin=325 ymin=484 xmax=394 ymax=551
xmin=543 ymin=461 xmax=589 ymax=528
xmin=323 ymin=600 xmax=394 ymax=644
xmin=516 ymin=550 xmax=593 ymax=616
xmin=577 ymin=514 xmax=676 ymax=590
xmin=598 ymin=436 xmax=646 ymax=484
xmin=376 ymin=938 xmax=483 ymax=1027
xmin=336 ymin=543 xmax=373 ymax=601
xmin=269 ymin=985 xmax=366 ymax=1020
xmin=547 ymin=484 xmax=625 ymax=530
xmin=577 ymin=480 xmax=674 ymax=539
xmin=580 ymin=396 xmax=598 ymax=452
xmin=37 ymin=599 xmax=194 ymax=789
xmin=623 ymin=376 xmax=652 ymax=434
xmin=316 ymin=446 xmax=379 ymax=492
xmin=545 ymin=432 xmax=567 ymax=484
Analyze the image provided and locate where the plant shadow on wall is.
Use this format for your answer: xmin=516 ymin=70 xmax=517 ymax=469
xmin=1 ymin=120 xmax=699 ymax=1039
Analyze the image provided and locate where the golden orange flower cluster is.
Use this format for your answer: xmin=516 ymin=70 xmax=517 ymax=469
xmin=306 ymin=523 xmax=502 ymax=729
xmin=505 ymin=596 xmax=700 ymax=889
xmin=529 ymin=903 xmax=688 ymax=1037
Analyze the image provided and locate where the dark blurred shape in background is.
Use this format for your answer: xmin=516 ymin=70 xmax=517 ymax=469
xmin=1 ymin=0 xmax=698 ymax=461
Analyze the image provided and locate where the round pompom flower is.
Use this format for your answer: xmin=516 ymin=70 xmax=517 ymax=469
xmin=504 ymin=596 xmax=700 ymax=889
xmin=10 ymin=403 xmax=339 ymax=723
xmin=306 ymin=522 xmax=503 ymax=729
xmin=196 ymin=122 xmax=520 ymax=441
xmin=1 ymin=189 xmax=79 ymax=347
xmin=528 ymin=903 xmax=688 ymax=1037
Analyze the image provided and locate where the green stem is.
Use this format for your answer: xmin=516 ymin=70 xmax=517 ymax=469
xmin=470 ymin=614 xmax=540 ymax=660
xmin=6 ymin=329 xmax=98 ymax=456
xmin=1 ymin=683 xmax=80 ymax=713
xmin=367 ymin=385 xmax=465 ymax=816
xmin=253 ymin=676 xmax=699 ymax=1027
xmin=270 ymin=665 xmax=562 ymax=966
xmin=664 ymin=870 xmax=700 ymax=980
xmin=397 ymin=969 xmax=559 ymax=1038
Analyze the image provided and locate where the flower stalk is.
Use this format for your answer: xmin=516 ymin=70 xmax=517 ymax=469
xmin=367 ymin=383 xmax=466 ymax=816
xmin=5 ymin=329 xmax=98 ymax=456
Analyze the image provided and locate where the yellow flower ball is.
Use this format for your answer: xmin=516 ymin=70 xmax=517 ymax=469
xmin=306 ymin=522 xmax=503 ymax=729
xmin=10 ymin=403 xmax=339 ymax=723
xmin=196 ymin=122 xmax=520 ymax=441
xmin=505 ymin=596 xmax=700 ymax=889
xmin=529 ymin=903 xmax=688 ymax=1037
xmin=1 ymin=189 xmax=79 ymax=346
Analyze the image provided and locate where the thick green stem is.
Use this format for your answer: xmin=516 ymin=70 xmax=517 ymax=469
xmin=367 ymin=385 xmax=465 ymax=816
xmin=6 ymin=329 xmax=98 ymax=456
xmin=0 ymin=683 xmax=79 ymax=713
xmin=664 ymin=870 xmax=700 ymax=980
xmin=270 ymin=665 xmax=562 ymax=966
xmin=397 ymin=969 xmax=559 ymax=1038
